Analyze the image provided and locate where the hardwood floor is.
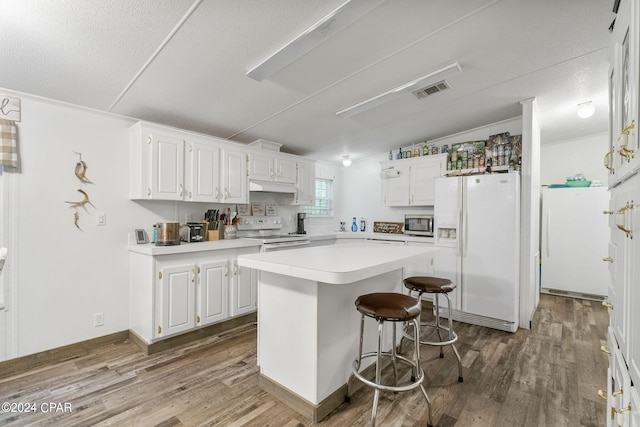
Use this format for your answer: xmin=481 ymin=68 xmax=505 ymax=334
xmin=0 ymin=294 xmax=608 ymax=426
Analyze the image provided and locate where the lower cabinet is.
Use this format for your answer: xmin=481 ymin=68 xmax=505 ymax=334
xmin=130 ymin=246 xmax=259 ymax=343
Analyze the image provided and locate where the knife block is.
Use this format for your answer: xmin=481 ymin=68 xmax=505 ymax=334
xmin=204 ymin=221 xmax=223 ymax=241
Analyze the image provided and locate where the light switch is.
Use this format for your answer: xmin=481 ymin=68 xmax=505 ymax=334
xmin=95 ymin=212 xmax=106 ymax=226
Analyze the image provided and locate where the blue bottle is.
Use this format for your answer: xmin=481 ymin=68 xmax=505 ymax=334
xmin=351 ymin=217 xmax=358 ymax=232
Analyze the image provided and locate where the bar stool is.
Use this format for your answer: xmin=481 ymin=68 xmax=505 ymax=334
xmin=402 ymin=276 xmax=463 ymax=383
xmin=346 ymin=292 xmax=433 ymax=427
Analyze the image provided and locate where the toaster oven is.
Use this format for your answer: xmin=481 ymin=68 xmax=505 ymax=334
xmin=180 ymin=222 xmax=206 ymax=242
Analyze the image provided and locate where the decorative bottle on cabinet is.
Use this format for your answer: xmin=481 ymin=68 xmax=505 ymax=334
xmin=351 ymin=217 xmax=358 ymax=232
xmin=360 ymin=217 xmax=366 ymax=232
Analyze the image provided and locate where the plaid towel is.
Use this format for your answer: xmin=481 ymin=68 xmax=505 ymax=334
xmin=0 ymin=119 xmax=18 ymax=168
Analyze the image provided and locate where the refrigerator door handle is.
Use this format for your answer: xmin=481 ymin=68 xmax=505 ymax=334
xmin=546 ymin=209 xmax=551 ymax=258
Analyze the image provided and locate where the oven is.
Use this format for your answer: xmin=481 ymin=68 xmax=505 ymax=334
xmin=261 ymin=237 xmax=310 ymax=252
xmin=236 ymin=215 xmax=310 ymax=252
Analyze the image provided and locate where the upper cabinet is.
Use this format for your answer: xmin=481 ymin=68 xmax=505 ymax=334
xmin=607 ymin=0 xmax=639 ymax=185
xmin=129 ymin=122 xmax=249 ymax=203
xmin=249 ymin=152 xmax=297 ymax=184
xmin=294 ymin=159 xmax=316 ymax=206
xmin=380 ymin=154 xmax=447 ymax=206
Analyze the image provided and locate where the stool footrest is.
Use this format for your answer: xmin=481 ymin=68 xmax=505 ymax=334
xmin=401 ymin=325 xmax=459 ymax=347
xmin=352 ymin=353 xmax=424 ymax=393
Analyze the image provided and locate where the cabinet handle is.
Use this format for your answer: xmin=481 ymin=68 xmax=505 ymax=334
xmin=147 ymin=136 xmax=152 ymax=144
xmin=189 ymin=191 xmax=192 ymax=199
xmin=224 ymin=265 xmax=229 ymax=277
xmin=615 ymin=202 xmax=633 ymax=238
xmin=616 ymin=404 xmax=632 ymax=414
xmin=191 ymin=269 xmax=196 ymax=283
xmin=224 ymin=188 xmax=229 ymax=200
xmin=618 ymin=120 xmax=636 ymax=161
xmin=603 ymin=210 xmax=614 ymax=215
xmin=233 ymin=261 xmax=238 ymax=276
xmin=602 ymin=301 xmax=613 ymax=310
xmin=598 ymin=389 xmax=607 ymax=400
xmin=601 ymin=345 xmax=611 ymax=355
xmin=157 ymin=326 xmax=162 ymax=334
xmin=215 ymin=187 xmax=220 ymax=200
xmin=196 ymin=315 xmax=201 ymax=324
xmin=602 ymin=257 xmax=613 ymax=263
xmin=604 ymin=151 xmax=614 ymax=174
xmin=147 ymin=188 xmax=152 ymax=196
xmin=270 ymin=168 xmax=274 ymax=178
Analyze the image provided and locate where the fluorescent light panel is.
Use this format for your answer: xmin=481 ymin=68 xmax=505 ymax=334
xmin=247 ymin=0 xmax=385 ymax=81
xmin=336 ymin=62 xmax=462 ymax=118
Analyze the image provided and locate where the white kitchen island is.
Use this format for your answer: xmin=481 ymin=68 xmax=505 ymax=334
xmin=237 ymin=242 xmax=438 ymax=422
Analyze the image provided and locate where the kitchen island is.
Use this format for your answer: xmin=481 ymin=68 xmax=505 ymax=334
xmin=237 ymin=242 xmax=439 ymax=422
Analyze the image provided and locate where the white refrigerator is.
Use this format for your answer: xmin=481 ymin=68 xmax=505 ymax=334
xmin=434 ymin=172 xmax=520 ymax=332
xmin=540 ymin=186 xmax=609 ymax=297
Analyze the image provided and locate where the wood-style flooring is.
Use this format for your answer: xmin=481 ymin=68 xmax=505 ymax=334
xmin=0 ymin=294 xmax=608 ymax=426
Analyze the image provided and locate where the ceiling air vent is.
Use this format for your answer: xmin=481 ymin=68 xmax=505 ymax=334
xmin=412 ymin=80 xmax=451 ymax=99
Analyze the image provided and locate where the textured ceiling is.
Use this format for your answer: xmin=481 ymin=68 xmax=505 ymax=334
xmin=0 ymin=0 xmax=614 ymax=163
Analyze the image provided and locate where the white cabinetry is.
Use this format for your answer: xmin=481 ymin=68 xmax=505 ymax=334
xmin=129 ymin=122 xmax=249 ymax=204
xmin=187 ymin=140 xmax=221 ymax=202
xmin=380 ymin=154 xmax=446 ymax=206
xmin=249 ymin=152 xmax=297 ymax=184
xmin=221 ymin=148 xmax=249 ymax=204
xmin=604 ymin=2 xmax=640 ymax=424
xmin=130 ymin=246 xmax=259 ymax=343
xmin=294 ymin=160 xmax=316 ymax=205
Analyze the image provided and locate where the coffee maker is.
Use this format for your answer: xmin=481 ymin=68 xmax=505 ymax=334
xmin=296 ymin=213 xmax=307 ymax=234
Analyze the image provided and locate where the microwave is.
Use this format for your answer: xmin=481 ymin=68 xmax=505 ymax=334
xmin=404 ymin=214 xmax=434 ymax=237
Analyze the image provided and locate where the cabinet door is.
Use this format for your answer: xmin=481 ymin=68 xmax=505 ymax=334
xmin=158 ymin=264 xmax=196 ymax=337
xmin=249 ymin=153 xmax=274 ymax=181
xmin=221 ymin=148 xmax=248 ymax=204
xmin=381 ymin=165 xmax=410 ymax=206
xmin=150 ymin=132 xmax=184 ymax=200
xmin=410 ymin=160 xmax=441 ymax=205
xmin=630 ymin=386 xmax=640 ymax=427
xmin=628 ymin=175 xmax=640 ymax=386
xmin=187 ymin=141 xmax=220 ymax=202
xmin=230 ymin=259 xmax=256 ymax=316
xmin=198 ymin=260 xmax=228 ymax=326
xmin=293 ymin=161 xmax=315 ymax=205
xmin=276 ymin=157 xmax=297 ymax=184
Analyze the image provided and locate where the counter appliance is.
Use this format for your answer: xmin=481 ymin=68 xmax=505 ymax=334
xmin=297 ymin=212 xmax=307 ymax=234
xmin=155 ymin=222 xmax=180 ymax=246
xmin=403 ymin=214 xmax=434 ymax=237
xmin=434 ymin=172 xmax=520 ymax=332
xmin=180 ymin=222 xmax=206 ymax=242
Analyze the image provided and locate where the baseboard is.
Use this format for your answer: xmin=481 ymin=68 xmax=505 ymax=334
xmin=540 ymin=287 xmax=606 ymax=302
xmin=0 ymin=314 xmax=258 ymax=376
xmin=132 ymin=313 xmax=257 ymax=355
xmin=0 ymin=330 xmax=130 ymax=378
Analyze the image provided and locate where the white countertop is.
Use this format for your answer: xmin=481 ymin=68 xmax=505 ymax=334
xmin=128 ymin=239 xmax=262 ymax=255
xmin=237 ymin=242 xmax=438 ymax=284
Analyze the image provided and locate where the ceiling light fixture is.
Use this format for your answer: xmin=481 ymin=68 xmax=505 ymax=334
xmin=342 ymin=155 xmax=352 ymax=167
xmin=577 ymin=101 xmax=595 ymax=119
xmin=336 ymin=62 xmax=462 ymax=118
xmin=247 ymin=0 xmax=385 ymax=81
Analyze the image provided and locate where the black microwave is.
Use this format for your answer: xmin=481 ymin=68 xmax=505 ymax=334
xmin=404 ymin=214 xmax=434 ymax=237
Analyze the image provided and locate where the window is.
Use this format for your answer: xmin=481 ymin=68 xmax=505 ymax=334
xmin=304 ymin=178 xmax=333 ymax=216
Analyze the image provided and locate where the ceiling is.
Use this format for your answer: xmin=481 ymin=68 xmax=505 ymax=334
xmin=0 ymin=0 xmax=614 ymax=164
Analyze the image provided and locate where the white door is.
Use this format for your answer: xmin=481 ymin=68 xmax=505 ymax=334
xmin=221 ymin=149 xmax=248 ymax=203
xmin=198 ymin=260 xmax=228 ymax=326
xmin=187 ymin=141 xmax=220 ymax=202
xmin=159 ymin=264 xmax=196 ymax=337
xmin=294 ymin=161 xmax=315 ymax=206
xmin=462 ymin=173 xmax=519 ymax=323
xmin=230 ymin=259 xmax=256 ymax=316
xmin=410 ymin=162 xmax=440 ymax=205
xmin=150 ymin=133 xmax=184 ymax=200
xmin=381 ymin=166 xmax=410 ymax=206
xmin=541 ymin=187 xmax=610 ymax=296
xmin=276 ymin=157 xmax=297 ymax=184
xmin=249 ymin=154 xmax=274 ymax=181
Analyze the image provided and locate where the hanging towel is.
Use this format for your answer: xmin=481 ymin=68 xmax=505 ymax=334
xmin=0 ymin=119 xmax=18 ymax=168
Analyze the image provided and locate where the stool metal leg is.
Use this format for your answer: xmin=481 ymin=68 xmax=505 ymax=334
xmin=412 ymin=317 xmax=433 ymax=427
xmin=443 ymin=293 xmax=463 ymax=382
xmin=371 ymin=320 xmax=384 ymax=426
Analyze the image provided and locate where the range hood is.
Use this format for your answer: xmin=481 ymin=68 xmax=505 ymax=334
xmin=249 ymin=180 xmax=296 ymax=193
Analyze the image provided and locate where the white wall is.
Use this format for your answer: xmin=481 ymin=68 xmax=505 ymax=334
xmin=540 ymin=133 xmax=608 ymax=186
xmin=0 ymin=92 xmax=307 ymax=360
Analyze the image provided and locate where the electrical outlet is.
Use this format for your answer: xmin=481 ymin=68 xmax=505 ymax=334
xmin=93 ymin=312 xmax=104 ymax=327
xmin=95 ymin=212 xmax=106 ymax=226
